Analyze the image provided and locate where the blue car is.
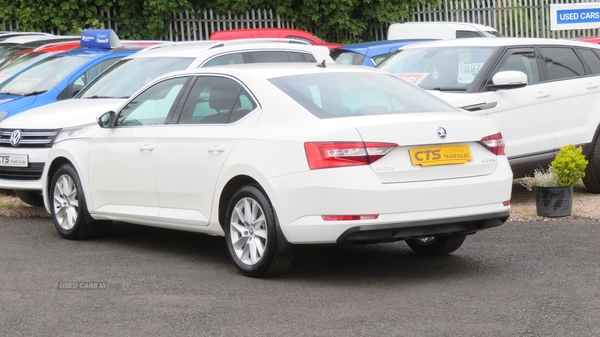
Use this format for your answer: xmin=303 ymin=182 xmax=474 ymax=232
xmin=0 ymin=29 xmax=150 ymax=121
xmin=331 ymin=39 xmax=436 ymax=67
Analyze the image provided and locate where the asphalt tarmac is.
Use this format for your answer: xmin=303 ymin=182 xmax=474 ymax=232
xmin=1 ymin=217 xmax=598 ymax=336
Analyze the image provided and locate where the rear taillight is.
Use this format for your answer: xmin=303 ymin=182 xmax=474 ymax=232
xmin=305 ymin=142 xmax=398 ymax=170
xmin=481 ymin=133 xmax=505 ymax=155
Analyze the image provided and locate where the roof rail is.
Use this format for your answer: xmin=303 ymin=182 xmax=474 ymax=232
xmin=208 ymin=38 xmax=312 ymax=49
xmin=137 ymin=40 xmax=218 ymax=52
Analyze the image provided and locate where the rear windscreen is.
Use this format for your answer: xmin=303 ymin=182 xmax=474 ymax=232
xmin=268 ymin=72 xmax=459 ymax=119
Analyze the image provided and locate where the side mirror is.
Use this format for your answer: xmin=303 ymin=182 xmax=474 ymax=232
xmin=488 ymin=71 xmax=528 ymax=90
xmin=97 ymin=111 xmax=116 ymax=128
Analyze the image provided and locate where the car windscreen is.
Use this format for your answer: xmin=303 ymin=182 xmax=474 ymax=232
xmin=331 ymin=51 xmax=366 ymax=65
xmin=77 ymin=57 xmax=194 ymax=99
xmin=0 ymin=55 xmax=88 ymax=95
xmin=268 ymin=72 xmax=459 ymax=119
xmin=0 ymin=52 xmax=52 ymax=84
xmin=377 ymin=46 xmax=496 ymax=91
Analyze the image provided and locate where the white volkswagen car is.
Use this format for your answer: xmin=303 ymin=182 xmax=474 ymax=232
xmin=377 ymin=38 xmax=600 ymax=193
xmin=0 ymin=39 xmax=333 ymax=206
xmin=41 ymin=64 xmax=512 ymax=277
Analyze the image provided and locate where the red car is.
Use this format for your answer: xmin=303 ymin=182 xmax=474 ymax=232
xmin=209 ymin=28 xmax=342 ymax=50
xmin=579 ymin=37 xmax=600 ymax=44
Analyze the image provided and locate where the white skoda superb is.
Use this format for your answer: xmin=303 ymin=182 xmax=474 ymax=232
xmin=42 ymin=63 xmax=512 ymax=277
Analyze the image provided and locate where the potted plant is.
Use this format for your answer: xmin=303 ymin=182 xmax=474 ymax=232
xmin=520 ymin=144 xmax=588 ymax=217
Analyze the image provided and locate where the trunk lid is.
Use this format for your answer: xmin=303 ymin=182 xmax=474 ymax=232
xmin=327 ymin=113 xmax=502 ymax=183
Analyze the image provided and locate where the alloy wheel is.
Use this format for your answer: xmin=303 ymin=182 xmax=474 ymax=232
xmin=53 ymin=174 xmax=79 ymax=230
xmin=229 ymin=197 xmax=268 ymax=266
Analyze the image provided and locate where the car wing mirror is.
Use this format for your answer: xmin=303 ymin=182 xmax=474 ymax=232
xmin=97 ymin=111 xmax=116 ymax=128
xmin=488 ymin=71 xmax=528 ymax=90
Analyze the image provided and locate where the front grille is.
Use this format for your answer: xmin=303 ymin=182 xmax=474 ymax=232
xmin=0 ymin=163 xmax=45 ymax=180
xmin=0 ymin=129 xmax=60 ymax=148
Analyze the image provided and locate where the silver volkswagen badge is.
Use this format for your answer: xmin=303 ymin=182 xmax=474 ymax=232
xmin=10 ymin=130 xmax=22 ymax=146
xmin=437 ymin=127 xmax=447 ymax=139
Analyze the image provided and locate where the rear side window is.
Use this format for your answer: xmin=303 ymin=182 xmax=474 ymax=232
xmin=456 ymin=31 xmax=483 ymax=38
xmin=332 ymin=51 xmax=366 ymax=65
xmin=290 ymin=52 xmax=316 ymax=62
xmin=578 ymin=48 xmax=600 ymax=75
xmin=178 ymin=76 xmax=257 ymax=124
xmin=539 ymin=47 xmax=585 ymax=81
xmin=269 ymin=72 xmax=459 ymax=119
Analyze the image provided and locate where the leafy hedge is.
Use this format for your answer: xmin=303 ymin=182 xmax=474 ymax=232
xmin=0 ymin=0 xmax=438 ymax=43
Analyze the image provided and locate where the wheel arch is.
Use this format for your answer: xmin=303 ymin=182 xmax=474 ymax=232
xmin=44 ymin=156 xmax=75 ymax=211
xmin=217 ymin=174 xmax=294 ymax=255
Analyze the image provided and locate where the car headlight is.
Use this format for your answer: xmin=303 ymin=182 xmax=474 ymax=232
xmin=0 ymin=111 xmax=8 ymax=122
xmin=53 ymin=123 xmax=96 ymax=144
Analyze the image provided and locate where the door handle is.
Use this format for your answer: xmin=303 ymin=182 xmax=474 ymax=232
xmin=139 ymin=144 xmax=155 ymax=152
xmin=535 ymin=91 xmax=550 ymax=99
xmin=208 ymin=145 xmax=226 ymax=153
xmin=586 ymin=83 xmax=599 ymax=89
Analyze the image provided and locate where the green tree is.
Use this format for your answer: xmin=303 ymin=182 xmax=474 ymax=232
xmin=0 ymin=0 xmax=438 ymax=43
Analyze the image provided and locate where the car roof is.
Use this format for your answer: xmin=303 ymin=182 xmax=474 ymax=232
xmin=161 ymin=62 xmax=383 ymax=80
xmin=212 ymin=28 xmax=316 ymax=34
xmin=120 ymin=39 xmax=326 ymax=59
xmin=334 ymin=39 xmax=437 ymax=53
xmin=1 ymin=35 xmax=71 ymax=44
xmin=393 ymin=21 xmax=497 ymax=31
xmin=53 ymin=43 xmax=154 ymax=58
xmin=399 ymin=37 xmax=600 ymax=49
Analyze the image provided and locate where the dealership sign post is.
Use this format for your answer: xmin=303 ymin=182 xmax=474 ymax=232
xmin=551 ymin=3 xmax=600 ymax=31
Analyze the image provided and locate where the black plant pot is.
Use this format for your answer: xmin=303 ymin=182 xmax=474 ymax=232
xmin=535 ymin=185 xmax=573 ymax=217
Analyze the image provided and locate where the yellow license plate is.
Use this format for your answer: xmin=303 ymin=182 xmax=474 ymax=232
xmin=409 ymin=145 xmax=472 ymax=166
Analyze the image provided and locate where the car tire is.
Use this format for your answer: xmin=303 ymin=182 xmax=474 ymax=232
xmin=224 ymin=185 xmax=293 ymax=277
xmin=405 ymin=234 xmax=467 ymax=256
xmin=49 ymin=164 xmax=97 ymax=240
xmin=15 ymin=190 xmax=44 ymax=207
xmin=583 ymin=135 xmax=600 ymax=193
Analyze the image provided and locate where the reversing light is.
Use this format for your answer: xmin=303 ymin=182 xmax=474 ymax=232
xmin=322 ymin=215 xmax=379 ymax=221
xmin=481 ymin=133 xmax=505 ymax=155
xmin=305 ymin=141 xmax=398 ymax=169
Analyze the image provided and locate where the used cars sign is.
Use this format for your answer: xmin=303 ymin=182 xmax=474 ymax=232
xmin=551 ymin=3 xmax=600 ymax=30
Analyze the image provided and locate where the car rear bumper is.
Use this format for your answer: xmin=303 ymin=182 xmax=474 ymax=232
xmin=268 ymin=157 xmax=513 ymax=244
xmin=336 ymin=210 xmax=509 ymax=243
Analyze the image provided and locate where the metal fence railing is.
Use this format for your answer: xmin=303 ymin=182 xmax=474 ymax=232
xmin=412 ymin=0 xmax=600 ymax=39
xmin=166 ymin=9 xmax=295 ymax=41
xmin=2 ymin=2 xmax=600 ymax=42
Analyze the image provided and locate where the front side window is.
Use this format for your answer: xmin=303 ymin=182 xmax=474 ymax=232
xmin=117 ymin=77 xmax=188 ymax=126
xmin=78 ymin=57 xmax=194 ymax=99
xmin=377 ymin=46 xmax=496 ymax=90
xmin=269 ymin=72 xmax=459 ymax=119
xmin=203 ymin=53 xmax=244 ymax=67
xmin=539 ymin=47 xmax=585 ymax=81
xmin=0 ymin=55 xmax=88 ymax=95
xmin=372 ymin=53 xmax=392 ymax=65
xmin=178 ymin=76 xmax=257 ymax=124
xmin=497 ymin=51 xmax=540 ymax=84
